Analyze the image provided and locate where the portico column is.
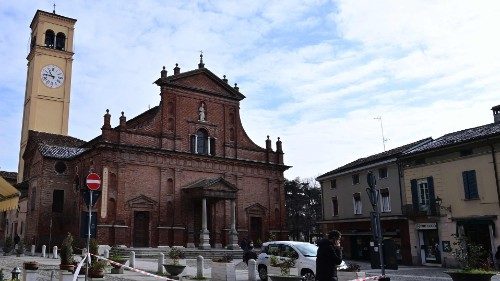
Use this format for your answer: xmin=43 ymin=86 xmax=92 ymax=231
xmin=228 ymin=199 xmax=239 ymax=249
xmin=200 ymin=198 xmax=211 ymax=249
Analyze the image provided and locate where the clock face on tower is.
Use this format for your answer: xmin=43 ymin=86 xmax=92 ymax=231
xmin=41 ymin=64 xmax=64 ymax=88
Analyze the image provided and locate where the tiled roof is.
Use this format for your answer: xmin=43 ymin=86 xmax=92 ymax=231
xmin=28 ymin=130 xmax=85 ymax=148
xmin=317 ymin=137 xmax=432 ymax=179
xmin=39 ymin=144 xmax=88 ymax=159
xmin=405 ymin=122 xmax=500 ymax=155
xmin=0 ymin=171 xmax=17 ymax=181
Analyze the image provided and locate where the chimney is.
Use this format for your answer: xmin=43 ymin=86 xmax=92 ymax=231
xmin=492 ymin=105 xmax=500 ymax=123
xmin=174 ymin=63 xmax=180 ymax=75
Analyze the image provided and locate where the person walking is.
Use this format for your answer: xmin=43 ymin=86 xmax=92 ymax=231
xmin=316 ymin=230 xmax=343 ymax=281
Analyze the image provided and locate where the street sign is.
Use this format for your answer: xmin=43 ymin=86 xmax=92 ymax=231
xmin=86 ymin=173 xmax=101 ymax=190
xmin=80 ymin=211 xmax=97 ymax=238
xmin=82 ymin=190 xmax=101 ymax=207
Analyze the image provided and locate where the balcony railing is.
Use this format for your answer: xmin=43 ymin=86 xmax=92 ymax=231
xmin=402 ymin=203 xmax=440 ymax=219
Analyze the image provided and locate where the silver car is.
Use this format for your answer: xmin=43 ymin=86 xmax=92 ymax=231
xmin=256 ymin=241 xmax=347 ymax=281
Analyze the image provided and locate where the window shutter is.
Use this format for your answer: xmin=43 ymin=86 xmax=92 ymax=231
xmin=411 ymin=179 xmax=419 ymax=212
xmin=427 ymin=177 xmax=436 ymax=215
xmin=210 ymin=138 xmax=216 ymax=156
xmin=462 ymin=171 xmax=470 ymax=199
xmin=190 ymin=135 xmax=196 ymax=153
xmin=464 ymin=170 xmax=478 ymax=199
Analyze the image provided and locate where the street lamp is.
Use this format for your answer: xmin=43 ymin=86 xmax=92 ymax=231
xmin=435 ymin=196 xmax=452 ymax=213
xmin=11 ymin=267 xmax=21 ymax=280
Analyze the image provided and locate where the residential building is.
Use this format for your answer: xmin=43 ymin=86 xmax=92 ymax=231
xmin=317 ymin=138 xmax=431 ymax=265
xmin=400 ymin=105 xmax=500 ymax=266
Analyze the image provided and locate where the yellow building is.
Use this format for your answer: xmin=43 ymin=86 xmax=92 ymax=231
xmin=18 ymin=10 xmax=76 ymax=182
xmin=400 ymin=105 xmax=500 ymax=266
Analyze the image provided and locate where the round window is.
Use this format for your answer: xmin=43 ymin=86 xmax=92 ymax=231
xmin=54 ymin=161 xmax=67 ymax=174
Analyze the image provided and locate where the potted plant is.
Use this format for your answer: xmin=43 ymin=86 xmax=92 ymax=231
xmin=3 ymin=237 xmax=13 ymax=255
xmin=444 ymin=234 xmax=496 ymax=281
xmin=59 ymin=233 xmax=75 ymax=272
xmin=268 ymin=250 xmax=301 ymax=281
xmin=211 ymin=254 xmax=236 ymax=281
xmin=23 ymin=261 xmax=39 ymax=270
xmin=163 ymin=247 xmax=186 ymax=276
xmin=338 ymin=262 xmax=365 ymax=280
xmin=88 ymin=238 xmax=106 ymax=278
xmin=15 ymin=239 xmax=25 ymax=256
xmin=109 ymin=246 xmax=127 ymax=274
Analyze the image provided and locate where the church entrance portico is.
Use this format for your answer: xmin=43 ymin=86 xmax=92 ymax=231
xmin=182 ymin=177 xmax=239 ymax=249
xmin=134 ymin=211 xmax=150 ymax=247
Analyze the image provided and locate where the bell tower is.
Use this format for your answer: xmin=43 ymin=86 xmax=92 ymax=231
xmin=18 ymin=10 xmax=77 ymax=181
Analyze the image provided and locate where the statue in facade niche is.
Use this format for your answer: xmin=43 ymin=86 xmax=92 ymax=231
xmin=199 ymin=102 xmax=206 ymax=121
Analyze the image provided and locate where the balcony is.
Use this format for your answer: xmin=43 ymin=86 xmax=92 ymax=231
xmin=402 ymin=204 xmax=440 ymax=219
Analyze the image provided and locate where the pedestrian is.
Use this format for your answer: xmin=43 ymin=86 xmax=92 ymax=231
xmin=495 ymin=245 xmax=500 ymax=270
xmin=316 ymin=230 xmax=343 ymax=281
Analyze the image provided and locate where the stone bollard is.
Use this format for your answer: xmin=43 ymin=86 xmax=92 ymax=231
xmin=248 ymin=259 xmax=257 ymax=280
xmin=53 ymin=246 xmax=58 ymax=259
xmin=104 ymin=249 xmax=109 ymax=259
xmin=30 ymin=245 xmax=36 ymax=256
xmin=129 ymin=251 xmax=135 ymax=268
xmin=196 ymin=255 xmax=204 ymax=278
xmin=158 ymin=253 xmax=165 ymax=274
xmin=41 ymin=245 xmax=46 ymax=258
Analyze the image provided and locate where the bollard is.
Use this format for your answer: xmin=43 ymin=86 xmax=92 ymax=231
xmin=248 ymin=259 xmax=257 ymax=280
xmin=129 ymin=251 xmax=135 ymax=268
xmin=41 ymin=245 xmax=46 ymax=258
xmin=196 ymin=255 xmax=204 ymax=278
xmin=53 ymin=246 xmax=58 ymax=259
xmin=104 ymin=249 xmax=109 ymax=259
xmin=158 ymin=253 xmax=165 ymax=274
xmin=30 ymin=245 xmax=35 ymax=256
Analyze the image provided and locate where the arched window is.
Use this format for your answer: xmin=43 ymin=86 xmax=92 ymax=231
xmin=191 ymin=128 xmax=215 ymax=156
xmin=196 ymin=129 xmax=208 ymax=154
xmin=45 ymin=29 xmax=55 ymax=48
xmin=55 ymin=32 xmax=66 ymax=50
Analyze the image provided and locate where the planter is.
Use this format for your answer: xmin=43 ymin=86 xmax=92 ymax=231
xmin=89 ymin=268 xmax=105 ymax=278
xmin=163 ymin=264 xmax=186 ymax=276
xmin=60 ymin=264 xmax=75 ymax=272
xmin=268 ymin=275 xmax=303 ymax=281
xmin=445 ymin=271 xmax=496 ymax=281
xmin=110 ymin=258 xmax=127 ymax=269
xmin=211 ymin=262 xmax=236 ymax=281
xmin=23 ymin=261 xmax=39 ymax=270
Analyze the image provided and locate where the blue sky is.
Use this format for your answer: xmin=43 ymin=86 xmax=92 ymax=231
xmin=1 ymin=0 xmax=499 ymax=180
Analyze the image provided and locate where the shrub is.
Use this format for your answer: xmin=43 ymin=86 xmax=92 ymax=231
xmin=167 ymin=247 xmax=185 ymax=265
xmin=3 ymin=237 xmax=13 ymax=254
xmin=452 ymin=234 xmax=493 ymax=271
xmin=89 ymin=238 xmax=99 ymax=263
xmin=16 ymin=239 xmax=25 ymax=255
xmin=60 ymin=233 xmax=75 ymax=265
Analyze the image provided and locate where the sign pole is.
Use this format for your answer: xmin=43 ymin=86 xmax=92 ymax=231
xmin=86 ymin=190 xmax=92 ymax=281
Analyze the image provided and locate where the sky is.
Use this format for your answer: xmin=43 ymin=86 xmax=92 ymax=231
xmin=1 ymin=0 xmax=499 ymax=180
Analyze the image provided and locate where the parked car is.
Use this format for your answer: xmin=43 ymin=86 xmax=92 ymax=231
xmin=256 ymin=241 xmax=347 ymax=281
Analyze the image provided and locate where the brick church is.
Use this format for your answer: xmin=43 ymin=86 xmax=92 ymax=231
xmin=19 ymin=10 xmax=289 ymax=248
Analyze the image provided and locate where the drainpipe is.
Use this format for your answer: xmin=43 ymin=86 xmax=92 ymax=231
xmin=490 ymin=143 xmax=500 ymax=208
xmin=397 ymin=161 xmax=404 ymax=214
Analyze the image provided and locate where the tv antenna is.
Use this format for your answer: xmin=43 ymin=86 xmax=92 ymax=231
xmin=374 ymin=116 xmax=388 ymax=151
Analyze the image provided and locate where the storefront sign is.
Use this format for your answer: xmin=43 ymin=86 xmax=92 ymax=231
xmin=416 ymin=223 xmax=437 ymax=230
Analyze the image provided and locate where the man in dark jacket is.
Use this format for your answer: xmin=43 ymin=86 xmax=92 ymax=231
xmin=316 ymin=230 xmax=343 ymax=281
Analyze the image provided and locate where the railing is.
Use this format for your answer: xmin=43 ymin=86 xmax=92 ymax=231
xmin=402 ymin=204 xmax=440 ymax=219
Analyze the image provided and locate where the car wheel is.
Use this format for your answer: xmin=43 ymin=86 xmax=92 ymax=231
xmin=302 ymin=270 xmax=315 ymax=281
xmin=258 ymin=265 xmax=268 ymax=281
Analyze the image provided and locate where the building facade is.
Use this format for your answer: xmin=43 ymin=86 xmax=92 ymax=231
xmin=317 ymin=139 xmax=431 ymax=265
xmin=19 ymin=10 xmax=289 ymax=249
xmin=400 ymin=106 xmax=500 ymax=266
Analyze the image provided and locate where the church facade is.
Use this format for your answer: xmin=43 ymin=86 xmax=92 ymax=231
xmin=20 ymin=10 xmax=289 ymax=248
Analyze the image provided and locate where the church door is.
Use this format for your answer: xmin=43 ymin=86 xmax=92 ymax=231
xmin=134 ymin=211 xmax=149 ymax=247
xmin=249 ymin=216 xmax=262 ymax=245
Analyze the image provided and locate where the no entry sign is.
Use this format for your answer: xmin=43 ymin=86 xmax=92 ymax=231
xmin=86 ymin=173 xmax=101 ymax=190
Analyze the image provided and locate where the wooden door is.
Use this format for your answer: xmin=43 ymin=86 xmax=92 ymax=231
xmin=134 ymin=211 xmax=149 ymax=247
xmin=249 ymin=216 xmax=262 ymax=245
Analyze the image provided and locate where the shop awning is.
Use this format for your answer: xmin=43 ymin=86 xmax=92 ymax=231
xmin=0 ymin=176 xmax=20 ymax=211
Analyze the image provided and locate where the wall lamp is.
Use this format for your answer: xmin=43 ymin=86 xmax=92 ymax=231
xmin=435 ymin=196 xmax=452 ymax=213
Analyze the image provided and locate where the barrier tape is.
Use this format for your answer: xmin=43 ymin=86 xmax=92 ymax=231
xmin=70 ymin=251 xmax=177 ymax=281
xmin=348 ymin=275 xmax=385 ymax=281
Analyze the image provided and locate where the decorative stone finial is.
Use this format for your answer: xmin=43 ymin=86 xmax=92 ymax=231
xmin=234 ymin=83 xmax=239 ymax=92
xmin=106 ymin=109 xmax=109 ymax=114
xmin=223 ymin=75 xmax=228 ymax=83
xmin=174 ymin=63 xmax=180 ymax=75
xmin=161 ymin=66 xmax=167 ymax=78
xmin=121 ymin=111 xmax=124 ymax=116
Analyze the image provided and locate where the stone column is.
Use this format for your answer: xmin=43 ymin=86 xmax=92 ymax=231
xmin=199 ymin=198 xmax=211 ymax=249
xmin=228 ymin=199 xmax=239 ymax=249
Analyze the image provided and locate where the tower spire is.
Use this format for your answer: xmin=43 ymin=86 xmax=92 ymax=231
xmin=53 ymin=2 xmax=56 ymax=14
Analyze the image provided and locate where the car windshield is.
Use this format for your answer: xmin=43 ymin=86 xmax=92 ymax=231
xmin=293 ymin=243 xmax=318 ymax=257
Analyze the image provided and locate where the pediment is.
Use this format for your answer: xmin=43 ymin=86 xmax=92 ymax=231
xmin=245 ymin=203 xmax=267 ymax=215
xmin=126 ymin=194 xmax=157 ymax=209
xmin=182 ymin=177 xmax=238 ymax=199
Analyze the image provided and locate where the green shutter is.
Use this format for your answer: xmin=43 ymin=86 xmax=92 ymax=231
xmin=468 ymin=170 xmax=478 ymax=199
xmin=427 ymin=177 xmax=436 ymax=216
xmin=462 ymin=171 xmax=470 ymax=199
xmin=411 ymin=179 xmax=419 ymax=212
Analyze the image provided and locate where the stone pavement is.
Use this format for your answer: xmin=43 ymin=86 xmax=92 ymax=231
xmin=1 ymin=254 xmax=499 ymax=281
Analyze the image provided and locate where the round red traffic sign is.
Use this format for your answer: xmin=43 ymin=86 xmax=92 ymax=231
xmin=86 ymin=173 xmax=101 ymax=190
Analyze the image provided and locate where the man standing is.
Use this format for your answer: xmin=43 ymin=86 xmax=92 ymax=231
xmin=316 ymin=230 xmax=343 ymax=281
